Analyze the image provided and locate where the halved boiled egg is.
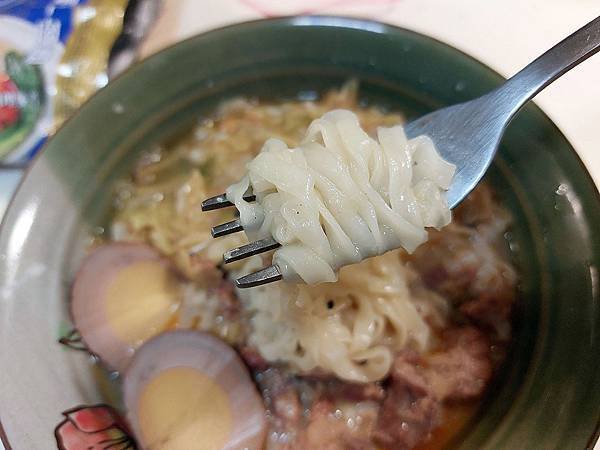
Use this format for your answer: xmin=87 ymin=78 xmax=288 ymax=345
xmin=123 ymin=330 xmax=267 ymax=450
xmin=71 ymin=243 xmax=181 ymax=371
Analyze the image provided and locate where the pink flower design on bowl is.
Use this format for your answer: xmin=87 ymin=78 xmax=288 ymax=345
xmin=54 ymin=404 xmax=135 ymax=450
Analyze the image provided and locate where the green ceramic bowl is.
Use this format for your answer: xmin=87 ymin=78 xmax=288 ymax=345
xmin=0 ymin=16 xmax=598 ymax=450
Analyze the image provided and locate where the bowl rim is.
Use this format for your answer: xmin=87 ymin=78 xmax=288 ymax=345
xmin=0 ymin=14 xmax=598 ymax=450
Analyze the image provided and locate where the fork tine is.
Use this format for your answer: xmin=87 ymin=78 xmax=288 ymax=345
xmin=211 ymin=219 xmax=243 ymax=238
xmin=235 ymin=265 xmax=283 ymax=288
xmin=223 ymin=237 xmax=281 ymax=264
xmin=201 ymin=193 xmax=256 ymax=211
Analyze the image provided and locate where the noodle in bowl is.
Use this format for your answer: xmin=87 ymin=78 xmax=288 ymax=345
xmin=238 ymin=249 xmax=449 ymax=382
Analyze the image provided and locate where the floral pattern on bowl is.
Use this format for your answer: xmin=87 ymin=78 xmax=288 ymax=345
xmin=54 ymin=404 xmax=135 ymax=450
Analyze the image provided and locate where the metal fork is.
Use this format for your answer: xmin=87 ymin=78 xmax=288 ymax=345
xmin=202 ymin=16 xmax=600 ymax=288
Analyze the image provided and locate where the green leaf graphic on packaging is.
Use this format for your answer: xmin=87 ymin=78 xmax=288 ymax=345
xmin=0 ymin=50 xmax=45 ymax=158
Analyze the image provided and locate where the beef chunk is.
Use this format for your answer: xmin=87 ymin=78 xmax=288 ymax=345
xmin=459 ymin=291 xmax=513 ymax=339
xmin=212 ymin=280 xmax=240 ymax=319
xmin=407 ymin=226 xmax=516 ymax=338
xmin=373 ymin=327 xmax=492 ymax=449
xmin=259 ymin=369 xmax=306 ymax=449
xmin=326 ymin=381 xmax=386 ymax=402
xmin=273 ymin=388 xmax=302 ymax=427
xmin=453 ymin=184 xmax=497 ymax=228
xmin=409 ymin=229 xmax=481 ymax=303
xmin=427 ymin=327 xmax=493 ymax=401
xmin=239 ymin=345 xmax=270 ymax=371
xmin=300 ymin=399 xmax=376 ymax=450
xmin=264 ymin=375 xmax=380 ymax=450
xmin=373 ymin=352 xmax=441 ymax=450
xmin=453 ymin=184 xmax=513 ymax=241
xmin=264 ymin=327 xmax=494 ymax=450
xmin=258 ymin=369 xmax=303 ymax=422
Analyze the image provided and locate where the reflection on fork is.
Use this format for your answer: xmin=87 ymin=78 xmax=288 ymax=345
xmin=200 ymin=193 xmax=283 ymax=288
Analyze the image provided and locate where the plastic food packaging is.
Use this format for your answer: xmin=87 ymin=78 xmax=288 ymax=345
xmin=0 ymin=0 xmax=128 ymax=163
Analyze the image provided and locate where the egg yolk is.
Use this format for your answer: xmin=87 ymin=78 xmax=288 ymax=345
xmin=105 ymin=261 xmax=179 ymax=346
xmin=137 ymin=367 xmax=232 ymax=450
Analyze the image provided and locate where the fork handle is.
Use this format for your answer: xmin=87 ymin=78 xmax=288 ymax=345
xmin=495 ymin=15 xmax=600 ymax=118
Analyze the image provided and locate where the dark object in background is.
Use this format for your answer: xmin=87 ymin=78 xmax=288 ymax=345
xmin=108 ymin=0 xmax=161 ymax=77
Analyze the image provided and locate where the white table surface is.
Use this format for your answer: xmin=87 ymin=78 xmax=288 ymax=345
xmin=0 ymin=1 xmax=598 ymax=449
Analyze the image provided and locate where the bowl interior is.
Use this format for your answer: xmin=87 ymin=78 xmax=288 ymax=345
xmin=0 ymin=16 xmax=598 ymax=450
